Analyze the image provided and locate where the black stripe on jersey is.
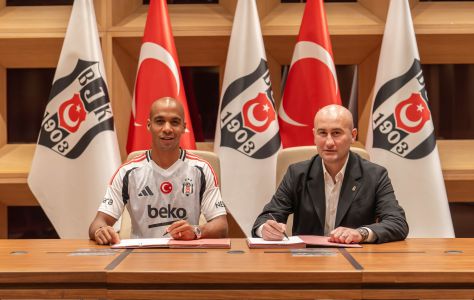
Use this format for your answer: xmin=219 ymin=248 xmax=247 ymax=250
xmin=122 ymin=167 xmax=137 ymax=205
xmin=194 ymin=165 xmax=206 ymax=205
xmin=179 ymin=148 xmax=185 ymax=161
xmin=148 ymin=219 xmax=179 ymax=228
xmin=146 ymin=150 xmax=151 ymax=162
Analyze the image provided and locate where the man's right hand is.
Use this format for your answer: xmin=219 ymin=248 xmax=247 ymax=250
xmin=262 ymin=219 xmax=287 ymax=241
xmin=94 ymin=225 xmax=120 ymax=245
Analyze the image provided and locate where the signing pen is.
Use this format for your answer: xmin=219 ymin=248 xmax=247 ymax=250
xmin=163 ymin=217 xmax=188 ymax=236
xmin=269 ymin=213 xmax=289 ymax=241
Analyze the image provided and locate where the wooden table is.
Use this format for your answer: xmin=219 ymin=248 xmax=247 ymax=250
xmin=0 ymin=239 xmax=118 ymax=299
xmin=348 ymin=238 xmax=474 ymax=300
xmin=107 ymin=239 xmax=360 ymax=299
xmin=1 ymin=238 xmax=473 ymax=299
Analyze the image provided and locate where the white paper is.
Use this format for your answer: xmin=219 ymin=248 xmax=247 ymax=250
xmin=247 ymin=236 xmax=304 ymax=245
xmin=111 ymin=238 xmax=171 ymax=248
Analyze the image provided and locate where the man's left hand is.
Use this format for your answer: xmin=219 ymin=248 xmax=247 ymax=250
xmin=329 ymin=227 xmax=362 ymax=244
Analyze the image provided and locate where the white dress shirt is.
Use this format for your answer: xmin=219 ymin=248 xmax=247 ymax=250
xmin=322 ymin=157 xmax=348 ymax=236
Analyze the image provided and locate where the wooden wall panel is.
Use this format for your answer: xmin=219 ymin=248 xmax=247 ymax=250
xmin=0 ymin=66 xmax=5 ymax=148
xmin=111 ymin=38 xmax=136 ymax=159
xmin=356 ymin=45 xmax=380 ymax=145
xmin=0 ymin=38 xmax=62 ymax=68
xmin=0 ymin=203 xmax=6 ymax=238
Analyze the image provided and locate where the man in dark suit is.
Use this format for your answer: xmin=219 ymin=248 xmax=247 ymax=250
xmin=252 ymin=105 xmax=408 ymax=244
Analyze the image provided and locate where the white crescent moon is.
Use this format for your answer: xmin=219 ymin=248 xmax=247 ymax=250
xmin=131 ymin=42 xmax=181 ymax=126
xmin=279 ymin=41 xmax=338 ymax=127
xmin=400 ymin=103 xmax=422 ymax=128
xmin=248 ymin=103 xmax=268 ymax=127
xmin=278 ymin=100 xmax=305 ymax=127
xmin=63 ymin=103 xmax=79 ymax=128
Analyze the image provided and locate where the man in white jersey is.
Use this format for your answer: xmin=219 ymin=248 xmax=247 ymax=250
xmin=89 ymin=97 xmax=228 ymax=245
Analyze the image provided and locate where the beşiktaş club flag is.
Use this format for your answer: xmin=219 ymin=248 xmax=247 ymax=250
xmin=28 ymin=0 xmax=121 ymax=238
xmin=127 ymin=0 xmax=196 ymax=153
xmin=214 ymin=0 xmax=281 ymax=236
xmin=278 ymin=0 xmax=341 ymax=148
xmin=366 ymin=0 xmax=454 ymax=237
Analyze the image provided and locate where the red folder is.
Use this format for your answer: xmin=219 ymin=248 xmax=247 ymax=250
xmin=246 ymin=235 xmax=362 ymax=249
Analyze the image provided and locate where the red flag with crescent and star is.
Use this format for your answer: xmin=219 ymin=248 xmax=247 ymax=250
xmin=278 ymin=0 xmax=341 ymax=148
xmin=127 ymin=0 xmax=196 ymax=153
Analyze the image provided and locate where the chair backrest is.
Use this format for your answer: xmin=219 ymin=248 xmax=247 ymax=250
xmin=127 ymin=150 xmax=147 ymax=162
xmin=276 ymin=145 xmax=370 ymax=186
xmin=119 ymin=149 xmax=245 ymax=239
xmin=188 ymin=150 xmax=221 ymax=186
xmin=119 ymin=151 xmax=144 ymax=239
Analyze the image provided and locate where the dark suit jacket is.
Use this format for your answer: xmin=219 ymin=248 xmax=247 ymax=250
xmin=252 ymin=152 xmax=409 ymax=243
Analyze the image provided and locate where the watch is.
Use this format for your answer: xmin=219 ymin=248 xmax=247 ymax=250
xmin=193 ymin=225 xmax=202 ymax=240
xmin=356 ymin=227 xmax=369 ymax=243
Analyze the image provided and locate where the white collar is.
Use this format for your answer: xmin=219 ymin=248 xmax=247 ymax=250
xmin=322 ymin=154 xmax=350 ymax=183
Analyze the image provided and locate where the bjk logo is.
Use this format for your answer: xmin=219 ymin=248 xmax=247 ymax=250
xmin=219 ymin=59 xmax=280 ymax=159
xmin=37 ymin=59 xmax=114 ymax=159
xmin=371 ymin=59 xmax=436 ymax=159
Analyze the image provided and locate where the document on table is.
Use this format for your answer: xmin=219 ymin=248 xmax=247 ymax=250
xmin=168 ymin=238 xmax=231 ymax=249
xmin=111 ymin=238 xmax=171 ymax=249
xmin=246 ymin=235 xmax=362 ymax=249
xmin=111 ymin=238 xmax=231 ymax=249
xmin=246 ymin=236 xmax=306 ymax=249
xmin=299 ymin=235 xmax=362 ymax=248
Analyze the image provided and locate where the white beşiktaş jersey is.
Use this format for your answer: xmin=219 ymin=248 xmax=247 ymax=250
xmin=99 ymin=149 xmax=226 ymax=238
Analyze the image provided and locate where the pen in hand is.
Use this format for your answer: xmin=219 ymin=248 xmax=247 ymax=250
xmin=269 ymin=213 xmax=289 ymax=241
xmin=163 ymin=217 xmax=188 ymax=236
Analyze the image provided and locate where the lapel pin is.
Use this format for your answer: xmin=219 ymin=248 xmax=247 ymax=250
xmin=352 ymin=186 xmax=356 ymax=191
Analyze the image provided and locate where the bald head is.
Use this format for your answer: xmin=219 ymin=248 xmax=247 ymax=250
xmin=149 ymin=97 xmax=185 ymax=120
xmin=314 ymin=104 xmax=354 ymax=131
xmin=312 ymin=104 xmax=357 ymax=174
xmin=147 ymin=97 xmax=186 ymax=156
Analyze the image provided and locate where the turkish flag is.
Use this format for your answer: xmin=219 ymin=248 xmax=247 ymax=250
xmin=278 ymin=0 xmax=341 ymax=148
xmin=127 ymin=0 xmax=196 ymax=153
